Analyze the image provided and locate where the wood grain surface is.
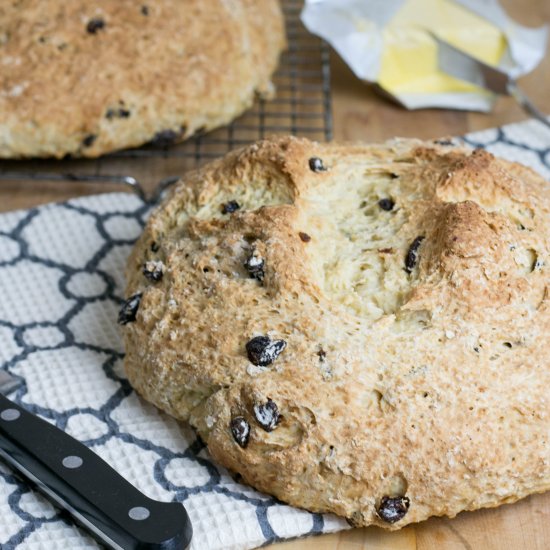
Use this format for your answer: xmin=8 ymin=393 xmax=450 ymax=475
xmin=0 ymin=1 xmax=549 ymax=549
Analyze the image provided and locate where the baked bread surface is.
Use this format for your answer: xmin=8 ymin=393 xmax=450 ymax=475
xmin=0 ymin=0 xmax=285 ymax=158
xmin=122 ymin=136 xmax=550 ymax=528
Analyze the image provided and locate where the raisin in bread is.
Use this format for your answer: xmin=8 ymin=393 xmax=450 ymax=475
xmin=121 ymin=136 xmax=550 ymax=528
xmin=0 ymin=0 xmax=285 ymax=158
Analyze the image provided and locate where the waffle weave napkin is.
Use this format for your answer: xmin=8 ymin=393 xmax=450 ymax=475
xmin=0 ymin=118 xmax=549 ymax=549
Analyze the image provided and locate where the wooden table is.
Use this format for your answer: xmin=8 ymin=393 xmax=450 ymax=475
xmin=1 ymin=1 xmax=549 ymax=549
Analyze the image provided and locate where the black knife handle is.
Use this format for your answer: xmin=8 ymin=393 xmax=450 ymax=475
xmin=0 ymin=394 xmax=192 ymax=550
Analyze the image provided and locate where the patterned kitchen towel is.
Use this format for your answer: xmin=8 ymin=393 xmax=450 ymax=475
xmin=0 ymin=117 xmax=549 ymax=550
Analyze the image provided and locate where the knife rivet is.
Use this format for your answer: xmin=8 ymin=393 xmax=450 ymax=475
xmin=129 ymin=506 xmax=150 ymax=521
xmin=62 ymin=456 xmax=83 ymax=469
xmin=0 ymin=409 xmax=20 ymax=421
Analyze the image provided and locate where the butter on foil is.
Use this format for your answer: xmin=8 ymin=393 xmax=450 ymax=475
xmin=302 ymin=0 xmax=548 ymax=111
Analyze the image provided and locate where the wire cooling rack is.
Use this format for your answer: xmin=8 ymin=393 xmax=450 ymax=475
xmin=0 ymin=0 xmax=332 ymax=202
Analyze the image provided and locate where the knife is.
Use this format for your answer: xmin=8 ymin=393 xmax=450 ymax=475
xmin=0 ymin=370 xmax=192 ymax=550
xmin=433 ymin=34 xmax=550 ymax=129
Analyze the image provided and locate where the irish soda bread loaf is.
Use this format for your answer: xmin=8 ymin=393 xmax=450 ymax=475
xmin=121 ymin=137 xmax=550 ymax=528
xmin=0 ymin=0 xmax=285 ymax=158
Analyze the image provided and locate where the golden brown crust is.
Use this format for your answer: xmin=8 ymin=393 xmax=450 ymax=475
xmin=122 ymin=136 xmax=550 ymax=528
xmin=0 ymin=0 xmax=285 ymax=158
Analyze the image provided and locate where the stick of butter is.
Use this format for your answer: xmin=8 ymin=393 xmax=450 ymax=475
xmin=302 ymin=0 xmax=547 ymax=111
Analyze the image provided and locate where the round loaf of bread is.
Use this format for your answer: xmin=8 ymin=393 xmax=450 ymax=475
xmin=121 ymin=136 xmax=550 ymax=528
xmin=0 ymin=0 xmax=285 ymax=158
